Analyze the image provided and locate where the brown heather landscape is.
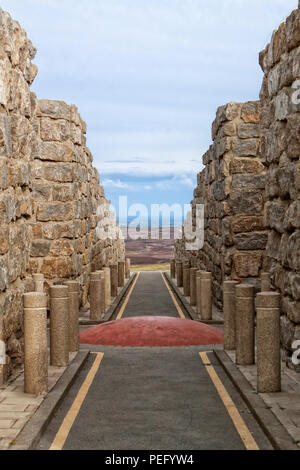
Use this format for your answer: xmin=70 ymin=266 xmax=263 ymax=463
xmin=123 ymin=227 xmax=180 ymax=267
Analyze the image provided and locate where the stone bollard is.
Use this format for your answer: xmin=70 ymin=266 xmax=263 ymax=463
xmin=261 ymin=273 xmax=272 ymax=292
xmin=183 ymin=264 xmax=191 ymax=297
xmin=23 ymin=292 xmax=48 ymax=395
xmin=223 ymin=281 xmax=239 ymax=351
xmin=50 ymin=286 xmax=69 ymax=367
xmin=257 ymin=292 xmax=281 ymax=393
xmin=118 ymin=261 xmax=125 ymax=288
xmin=176 ymin=261 xmax=183 ymax=288
xmin=33 ymin=274 xmax=45 ymax=293
xmin=196 ymin=271 xmax=201 ymax=316
xmin=235 ymin=285 xmax=255 ymax=366
xmin=190 ymin=268 xmax=198 ymax=307
xmin=103 ymin=267 xmax=111 ymax=309
xmin=64 ymin=281 xmax=80 ymax=353
xmin=0 ymin=318 xmax=7 ymax=387
xmin=100 ymin=271 xmax=106 ymax=316
xmin=125 ymin=259 xmax=131 ymax=279
xmin=170 ymin=260 xmax=176 ymax=279
xmin=90 ymin=272 xmax=102 ymax=321
xmin=110 ymin=264 xmax=118 ymax=298
xmin=200 ymin=272 xmax=212 ymax=321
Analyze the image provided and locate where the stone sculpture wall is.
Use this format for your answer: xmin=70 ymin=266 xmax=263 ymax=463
xmin=0 ymin=8 xmax=125 ymax=374
xmin=175 ymin=101 xmax=266 ymax=309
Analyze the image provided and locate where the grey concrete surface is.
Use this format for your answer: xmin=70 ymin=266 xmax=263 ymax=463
xmin=37 ymin=346 xmax=272 ymax=451
xmin=113 ymin=272 xmax=181 ymax=319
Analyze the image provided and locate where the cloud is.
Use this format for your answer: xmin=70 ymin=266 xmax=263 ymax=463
xmin=101 ymin=178 xmax=131 ymax=190
xmin=0 ymin=0 xmax=296 ymax=208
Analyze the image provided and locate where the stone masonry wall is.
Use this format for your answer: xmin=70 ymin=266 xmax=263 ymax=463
xmin=0 ymin=9 xmax=38 ymax=371
xmin=259 ymin=5 xmax=300 ymax=357
xmin=30 ymin=99 xmax=125 ymax=307
xmin=0 ymin=8 xmax=125 ymax=374
xmin=175 ymin=101 xmax=267 ymax=309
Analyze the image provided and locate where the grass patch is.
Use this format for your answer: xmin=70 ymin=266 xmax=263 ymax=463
xmin=131 ymin=263 xmax=170 ymax=272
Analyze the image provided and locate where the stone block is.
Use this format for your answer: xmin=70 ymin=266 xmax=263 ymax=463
xmin=34 ymin=141 xmax=73 ymax=163
xmin=230 ymin=158 xmax=265 ymax=175
xmin=232 ymin=138 xmax=258 ymax=157
xmin=30 ymin=240 xmax=51 ymax=258
xmin=232 ymin=174 xmax=266 ymax=190
xmin=43 ymin=163 xmax=73 ymax=183
xmin=229 ymin=191 xmax=264 ymax=215
xmin=234 ymin=233 xmax=268 ymax=251
xmin=38 ymin=100 xmax=71 ymax=120
xmin=37 ymin=203 xmax=74 ymax=222
xmin=40 ymin=117 xmax=71 ymax=142
xmin=233 ymin=252 xmax=262 ymax=278
xmin=231 ymin=216 xmax=265 ymax=233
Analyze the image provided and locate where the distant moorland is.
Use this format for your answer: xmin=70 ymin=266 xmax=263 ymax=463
xmin=124 ymin=227 xmax=180 ymax=266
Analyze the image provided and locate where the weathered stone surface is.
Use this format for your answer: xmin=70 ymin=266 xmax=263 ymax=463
xmin=230 ymin=158 xmax=265 ymax=175
xmin=234 ymin=233 xmax=268 ymax=251
xmin=233 ymin=252 xmax=262 ymax=278
xmin=34 ymin=141 xmax=73 ymax=162
xmin=231 ymin=216 xmax=265 ymax=233
xmin=229 ymin=191 xmax=264 ymax=215
xmin=232 ymin=174 xmax=266 ymax=190
xmin=232 ymin=138 xmax=258 ymax=157
xmin=36 ymin=203 xmax=74 ymax=222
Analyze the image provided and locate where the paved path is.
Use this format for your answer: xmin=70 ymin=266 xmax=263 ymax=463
xmin=114 ymin=272 xmax=180 ymax=319
xmin=36 ymin=271 xmax=273 ymax=451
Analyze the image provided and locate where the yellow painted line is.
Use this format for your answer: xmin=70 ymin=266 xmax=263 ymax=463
xmin=116 ymin=272 xmax=140 ymax=320
xmin=161 ymin=273 xmax=186 ymax=320
xmin=199 ymin=352 xmax=259 ymax=451
xmin=49 ymin=352 xmax=104 ymax=451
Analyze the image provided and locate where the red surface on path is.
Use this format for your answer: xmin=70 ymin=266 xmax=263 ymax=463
xmin=80 ymin=317 xmax=224 ymax=347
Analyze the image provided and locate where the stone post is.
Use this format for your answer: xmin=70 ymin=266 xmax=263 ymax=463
xmin=118 ymin=261 xmax=125 ymax=288
xmin=64 ymin=281 xmax=80 ymax=353
xmin=223 ymin=281 xmax=239 ymax=351
xmin=196 ymin=271 xmax=201 ymax=316
xmin=50 ymin=286 xmax=69 ymax=367
xmin=261 ymin=273 xmax=272 ymax=292
xmin=235 ymin=285 xmax=255 ymax=366
xmin=33 ymin=274 xmax=44 ymax=293
xmin=0 ymin=318 xmax=7 ymax=387
xmin=257 ymin=292 xmax=281 ymax=393
xmin=176 ymin=261 xmax=183 ymax=288
xmin=190 ymin=268 xmax=198 ymax=307
xmin=183 ymin=264 xmax=191 ymax=297
xmin=100 ymin=271 xmax=106 ymax=316
xmin=23 ymin=292 xmax=48 ymax=395
xmin=103 ymin=267 xmax=111 ymax=309
xmin=125 ymin=259 xmax=131 ymax=279
xmin=170 ymin=260 xmax=176 ymax=279
xmin=200 ymin=272 xmax=212 ymax=321
xmin=110 ymin=264 xmax=118 ymax=298
xmin=90 ymin=272 xmax=102 ymax=321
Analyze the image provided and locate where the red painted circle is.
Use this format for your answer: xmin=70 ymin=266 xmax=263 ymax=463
xmin=80 ymin=317 xmax=224 ymax=347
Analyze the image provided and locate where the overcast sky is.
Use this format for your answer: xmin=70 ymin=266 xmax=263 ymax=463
xmin=1 ymin=0 xmax=297 ymax=219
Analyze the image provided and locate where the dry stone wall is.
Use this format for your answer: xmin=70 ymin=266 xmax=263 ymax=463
xmin=0 ymin=9 xmax=38 ymax=372
xmin=176 ymin=4 xmax=300 ymax=363
xmin=30 ymin=99 xmax=124 ymax=307
xmin=0 ymin=8 xmax=124 ymax=375
xmin=259 ymin=6 xmax=300 ymax=357
xmin=175 ymin=102 xmax=266 ymax=309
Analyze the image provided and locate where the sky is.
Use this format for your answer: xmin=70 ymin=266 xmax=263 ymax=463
xmin=0 ymin=0 xmax=297 ymax=224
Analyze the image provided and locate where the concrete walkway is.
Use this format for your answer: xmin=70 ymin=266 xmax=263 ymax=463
xmin=36 ymin=271 xmax=273 ymax=450
xmin=114 ymin=272 xmax=180 ymax=319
